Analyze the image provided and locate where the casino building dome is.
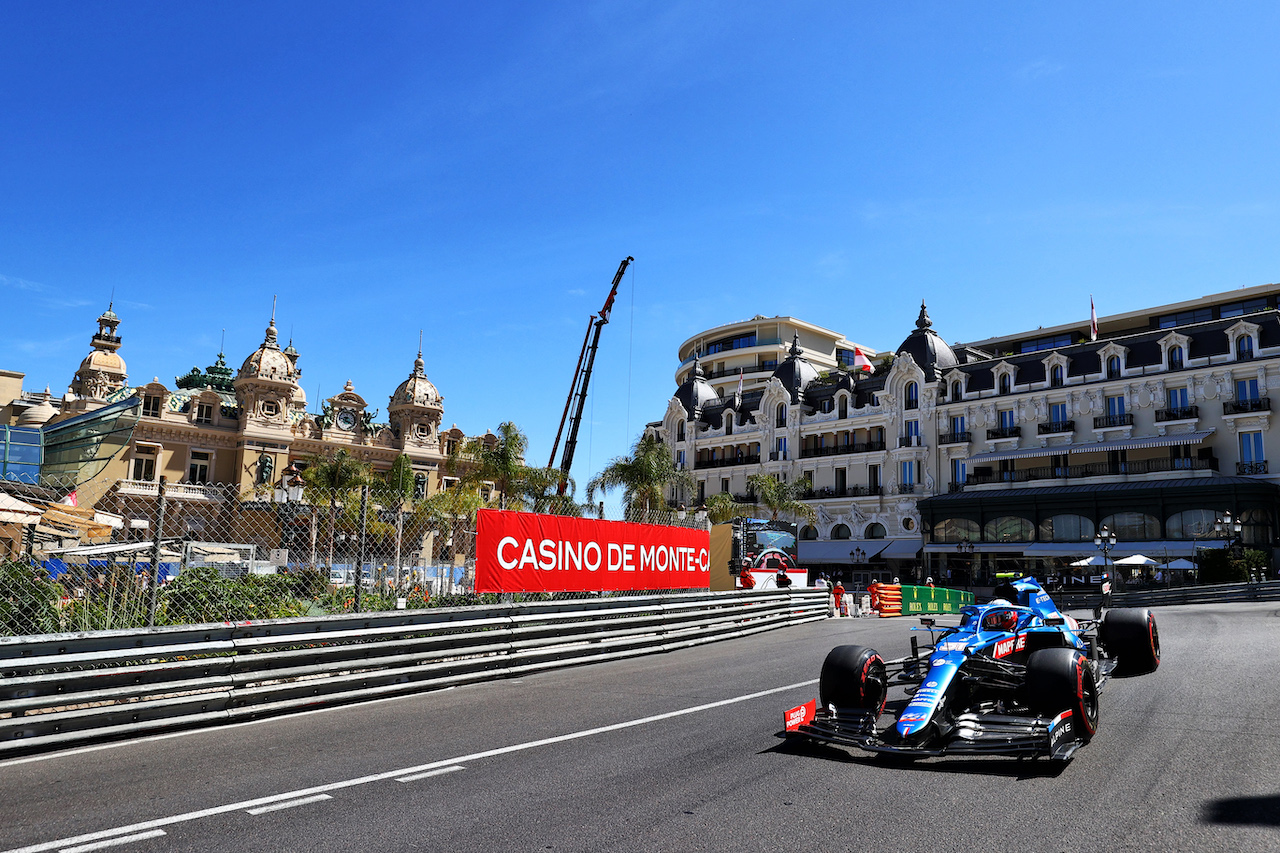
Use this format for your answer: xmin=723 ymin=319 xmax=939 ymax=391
xmin=896 ymin=301 xmax=958 ymax=380
xmin=674 ymin=356 xmax=718 ymax=416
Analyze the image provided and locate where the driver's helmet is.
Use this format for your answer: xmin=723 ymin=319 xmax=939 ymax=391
xmin=982 ymin=608 xmax=1018 ymax=633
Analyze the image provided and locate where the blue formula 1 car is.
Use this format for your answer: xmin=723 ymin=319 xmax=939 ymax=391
xmin=788 ymin=575 xmax=1160 ymax=762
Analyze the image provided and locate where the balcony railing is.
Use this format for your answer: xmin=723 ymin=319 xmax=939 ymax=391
xmin=897 ymin=483 xmax=917 ymax=494
xmin=768 ymin=450 xmax=788 ymax=461
xmin=948 ymin=482 xmax=965 ymax=493
xmin=704 ymin=365 xmax=769 ymax=381
xmin=1155 ymin=406 xmax=1199 ymax=422
xmin=898 ymin=435 xmax=924 ymax=448
xmin=938 ymin=431 xmax=971 ymax=445
xmin=986 ymin=425 xmax=1021 ymax=440
xmin=1092 ymin=413 xmax=1133 ymax=429
xmin=1224 ymin=398 xmax=1271 ymax=415
xmin=798 ymin=441 xmax=886 ymax=459
xmin=1237 ymin=461 xmax=1268 ymax=475
xmin=1037 ymin=420 xmax=1075 ymax=435
xmin=801 ymin=485 xmax=885 ymax=499
xmin=693 ymin=454 xmax=761 ymax=470
xmin=116 ymin=479 xmax=229 ymax=501
xmin=966 ymin=455 xmax=1218 ymax=485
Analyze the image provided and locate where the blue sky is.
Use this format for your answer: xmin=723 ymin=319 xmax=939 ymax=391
xmin=3 ymin=2 xmax=1279 ymax=499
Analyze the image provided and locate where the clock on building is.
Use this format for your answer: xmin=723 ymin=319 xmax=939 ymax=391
xmin=336 ymin=409 xmax=357 ymax=430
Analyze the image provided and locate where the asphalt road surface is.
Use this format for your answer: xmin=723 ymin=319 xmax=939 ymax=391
xmin=2 ymin=602 xmax=1277 ymax=853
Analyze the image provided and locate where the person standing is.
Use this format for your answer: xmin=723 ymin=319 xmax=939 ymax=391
xmin=833 ymin=581 xmax=846 ymax=617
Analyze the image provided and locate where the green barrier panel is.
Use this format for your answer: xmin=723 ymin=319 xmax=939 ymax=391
xmin=898 ymin=585 xmax=974 ymax=615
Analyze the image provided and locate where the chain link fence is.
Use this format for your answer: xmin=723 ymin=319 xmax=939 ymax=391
xmin=0 ymin=475 xmax=709 ymax=638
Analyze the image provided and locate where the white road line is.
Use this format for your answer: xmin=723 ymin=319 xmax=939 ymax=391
xmin=245 ymin=794 xmax=332 ymax=815
xmin=59 ymin=830 xmax=165 ymax=853
xmin=2 ymin=679 xmax=816 ymax=853
xmin=396 ymin=765 xmax=465 ymax=782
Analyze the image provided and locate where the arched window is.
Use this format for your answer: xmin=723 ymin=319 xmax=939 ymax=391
xmin=799 ymin=525 xmax=819 ymax=541
xmin=1037 ymin=514 xmax=1095 ymax=542
xmin=676 ymin=421 xmax=685 ymax=442
xmin=1237 ymin=335 xmax=1254 ymax=361
xmin=998 ymin=374 xmax=1011 ymax=395
xmin=983 ymin=516 xmax=1034 ymax=542
xmin=725 ymin=414 xmax=733 ymax=436
xmin=1099 ymin=512 xmax=1160 ymax=540
xmin=832 ymin=524 xmax=851 ymax=540
xmin=1165 ymin=509 xmax=1215 ymax=539
xmin=1050 ymin=365 xmax=1064 ymax=387
xmin=776 ymin=403 xmax=787 ymax=428
xmin=1168 ymin=346 xmax=1184 ymax=371
xmin=1107 ymin=355 xmax=1121 ymax=379
xmin=932 ymin=517 xmax=980 ymax=543
xmin=904 ymin=382 xmax=919 ymax=410
xmin=952 ymin=380 xmax=963 ymax=400
xmin=838 ymin=395 xmax=848 ymax=419
xmin=864 ymin=522 xmax=886 ymax=540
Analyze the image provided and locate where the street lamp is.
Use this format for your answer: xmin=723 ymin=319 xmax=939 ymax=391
xmin=955 ymin=538 xmax=975 ymax=590
xmin=1094 ymin=524 xmax=1117 ymax=606
xmin=1215 ymin=511 xmax=1246 ymax=580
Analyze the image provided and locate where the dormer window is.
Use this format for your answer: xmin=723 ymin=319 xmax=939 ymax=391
xmin=998 ymin=374 xmax=1011 ymax=395
xmin=838 ymin=396 xmax=848 ymax=419
xmin=905 ymin=382 xmax=919 ymax=410
xmin=142 ymin=395 xmax=162 ymax=418
xmin=951 ymin=380 xmax=962 ymax=400
xmin=677 ymin=421 xmax=686 ymax=442
xmin=776 ymin=403 xmax=787 ymax=428
xmin=820 ymin=398 xmax=834 ymax=414
xmin=725 ymin=414 xmax=734 ymax=436
xmin=195 ymin=403 xmax=214 ymax=424
xmin=1168 ymin=346 xmax=1184 ymax=370
xmin=1050 ymin=365 xmax=1064 ymax=387
xmin=1237 ymin=335 xmax=1254 ymax=361
xmin=1106 ymin=355 xmax=1122 ymax=379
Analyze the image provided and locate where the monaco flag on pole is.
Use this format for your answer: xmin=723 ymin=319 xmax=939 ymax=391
xmin=1090 ymin=296 xmax=1098 ymax=341
xmin=852 ymin=345 xmax=875 ymax=374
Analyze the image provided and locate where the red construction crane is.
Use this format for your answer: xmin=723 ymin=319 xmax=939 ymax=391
xmin=548 ymin=256 xmax=634 ymax=496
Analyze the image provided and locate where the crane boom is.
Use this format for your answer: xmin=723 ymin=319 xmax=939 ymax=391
xmin=553 ymin=256 xmax=633 ymax=495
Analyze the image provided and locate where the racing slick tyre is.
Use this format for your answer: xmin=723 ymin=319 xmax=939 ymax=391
xmin=819 ymin=645 xmax=888 ymax=717
xmin=1025 ymin=647 xmax=1099 ymax=742
xmin=1100 ymin=607 xmax=1161 ymax=675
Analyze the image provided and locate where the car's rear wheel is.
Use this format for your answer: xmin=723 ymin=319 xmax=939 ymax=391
xmin=1101 ymin=607 xmax=1161 ymax=675
xmin=1025 ymin=647 xmax=1098 ymax=741
xmin=819 ymin=644 xmax=887 ymax=717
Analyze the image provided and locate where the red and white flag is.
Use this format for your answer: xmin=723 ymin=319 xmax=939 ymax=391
xmin=60 ymin=490 xmax=78 ymax=507
xmin=736 ymin=368 xmax=744 ymax=398
xmin=852 ymin=346 xmax=875 ymax=374
xmin=1090 ymin=296 xmax=1098 ymax=341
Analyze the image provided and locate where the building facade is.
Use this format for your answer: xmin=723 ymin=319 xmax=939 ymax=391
xmin=649 ymin=287 xmax=1280 ymax=585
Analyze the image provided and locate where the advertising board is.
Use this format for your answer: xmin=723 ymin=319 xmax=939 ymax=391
xmin=475 ymin=509 xmax=711 ymax=593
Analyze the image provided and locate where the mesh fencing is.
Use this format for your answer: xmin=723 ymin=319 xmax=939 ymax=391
xmin=0 ymin=474 xmax=710 ymax=638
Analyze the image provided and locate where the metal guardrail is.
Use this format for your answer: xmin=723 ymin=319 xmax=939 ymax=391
xmin=1047 ymin=581 xmax=1280 ymax=611
xmin=0 ymin=589 xmax=827 ymax=755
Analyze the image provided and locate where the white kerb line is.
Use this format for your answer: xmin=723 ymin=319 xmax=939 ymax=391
xmin=59 ymin=830 xmax=166 ymax=853
xmin=397 ymin=765 xmax=465 ymax=783
xmin=246 ymin=794 xmax=333 ymax=815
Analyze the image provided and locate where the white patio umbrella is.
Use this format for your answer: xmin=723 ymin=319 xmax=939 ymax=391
xmin=1069 ymin=555 xmax=1109 ymax=567
xmin=1114 ymin=554 xmax=1158 ymax=566
xmin=1162 ymin=558 xmax=1197 ymax=570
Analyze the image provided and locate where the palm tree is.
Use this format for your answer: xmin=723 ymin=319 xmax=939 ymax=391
xmin=746 ymin=472 xmax=816 ymax=526
xmin=701 ymin=491 xmax=754 ymax=525
xmin=587 ymin=434 xmax=694 ymax=524
xmin=463 ymin=421 xmax=542 ymax=511
xmin=301 ymin=449 xmax=373 ymax=573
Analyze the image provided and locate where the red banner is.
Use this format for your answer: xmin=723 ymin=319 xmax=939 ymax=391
xmin=475 ymin=509 xmax=711 ymax=593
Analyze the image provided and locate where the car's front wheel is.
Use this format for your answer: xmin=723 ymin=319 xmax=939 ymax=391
xmin=1100 ymin=607 xmax=1161 ymax=675
xmin=1025 ymin=647 xmax=1098 ymax=741
xmin=819 ymin=644 xmax=887 ymax=717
